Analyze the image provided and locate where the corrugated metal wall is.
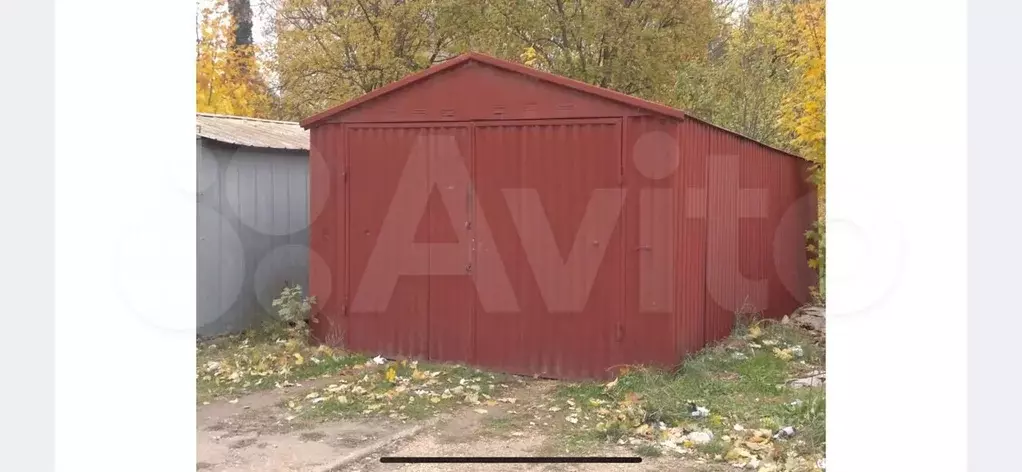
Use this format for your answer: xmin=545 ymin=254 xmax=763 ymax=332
xmin=474 ymin=119 xmax=624 ymax=379
xmin=621 ymin=116 xmax=682 ymax=369
xmin=304 ymin=59 xmax=816 ymax=379
xmin=682 ymin=119 xmax=817 ymax=345
xmin=197 ymin=139 xmax=310 ymax=337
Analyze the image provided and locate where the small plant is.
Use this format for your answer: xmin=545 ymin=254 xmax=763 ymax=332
xmin=806 ymin=219 xmax=826 ymax=302
xmin=267 ymin=284 xmax=316 ymax=334
xmin=634 ymin=443 xmax=663 ymax=457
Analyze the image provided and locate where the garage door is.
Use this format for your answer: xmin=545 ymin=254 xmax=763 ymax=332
xmin=346 ymin=124 xmax=475 ymax=361
xmin=473 ymin=119 xmax=625 ymax=379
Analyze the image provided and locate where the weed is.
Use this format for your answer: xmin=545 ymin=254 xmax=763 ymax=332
xmin=634 ymin=443 xmax=663 ymax=457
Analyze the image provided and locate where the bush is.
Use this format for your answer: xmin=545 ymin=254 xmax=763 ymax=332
xmin=266 ymin=284 xmax=316 ymax=334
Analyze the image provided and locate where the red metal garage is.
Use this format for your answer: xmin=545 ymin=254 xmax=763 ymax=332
xmin=300 ymin=52 xmax=817 ymax=380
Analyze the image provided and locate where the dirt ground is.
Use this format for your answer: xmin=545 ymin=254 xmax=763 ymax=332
xmin=197 ymin=379 xmax=722 ymax=472
xmin=196 ymin=376 xmax=406 ymax=472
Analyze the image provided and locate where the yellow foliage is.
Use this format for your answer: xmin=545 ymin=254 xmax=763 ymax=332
xmin=755 ymin=0 xmax=826 ymax=294
xmin=196 ymin=0 xmax=270 ymax=117
xmin=520 ymin=46 xmax=539 ymax=67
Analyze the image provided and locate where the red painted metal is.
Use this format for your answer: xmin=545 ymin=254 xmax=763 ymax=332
xmin=300 ymin=53 xmax=685 ymax=128
xmin=473 ymin=119 xmax=624 ymax=379
xmin=683 ymin=118 xmax=817 ymax=346
xmin=305 ymin=53 xmax=816 ymax=379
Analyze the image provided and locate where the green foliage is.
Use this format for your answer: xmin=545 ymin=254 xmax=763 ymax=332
xmin=271 ymin=284 xmax=315 ymax=324
xmin=805 ymin=220 xmax=826 ymax=301
xmin=554 ymin=321 xmax=826 ymax=462
xmin=264 ymin=283 xmax=317 ymax=338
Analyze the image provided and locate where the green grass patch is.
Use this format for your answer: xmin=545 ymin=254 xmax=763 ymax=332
xmin=634 ymin=443 xmax=663 ymax=457
xmin=285 ymin=359 xmax=515 ymax=422
xmin=552 ymin=321 xmax=826 ymax=463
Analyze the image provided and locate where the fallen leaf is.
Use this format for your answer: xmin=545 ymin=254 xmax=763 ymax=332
xmin=773 ymin=347 xmax=794 ymax=361
xmin=725 ymin=446 xmax=752 ymax=461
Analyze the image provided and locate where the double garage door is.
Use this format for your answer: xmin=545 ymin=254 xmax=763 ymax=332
xmin=341 ymin=119 xmax=671 ymax=379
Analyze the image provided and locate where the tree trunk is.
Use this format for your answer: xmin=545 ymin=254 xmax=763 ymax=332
xmin=228 ymin=0 xmax=253 ymax=48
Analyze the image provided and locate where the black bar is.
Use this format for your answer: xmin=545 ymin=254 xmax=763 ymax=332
xmin=380 ymin=456 xmax=642 ymax=464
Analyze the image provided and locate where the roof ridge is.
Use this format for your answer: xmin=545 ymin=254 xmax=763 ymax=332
xmin=298 ymin=51 xmax=687 ymax=128
xmin=196 ymin=112 xmax=300 ymax=126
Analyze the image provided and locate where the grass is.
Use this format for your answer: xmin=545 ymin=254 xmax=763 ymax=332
xmin=196 ymin=323 xmax=518 ymax=423
xmin=284 ymin=359 xmax=516 ymax=423
xmin=634 ymin=443 xmax=663 ymax=457
xmin=549 ymin=319 xmax=826 ymax=467
xmin=196 ymin=325 xmax=367 ymax=403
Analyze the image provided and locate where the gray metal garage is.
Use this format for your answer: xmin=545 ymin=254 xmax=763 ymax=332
xmin=196 ymin=113 xmax=310 ymax=337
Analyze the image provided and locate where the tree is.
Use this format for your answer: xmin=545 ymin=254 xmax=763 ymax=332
xmin=673 ymin=1 xmax=794 ymax=148
xmin=267 ymin=0 xmax=476 ymax=120
xmin=760 ymin=0 xmax=826 ymax=298
xmin=196 ymin=0 xmax=271 ymax=117
xmin=265 ymin=0 xmax=721 ymax=120
xmin=228 ymin=0 xmax=255 ymax=48
xmin=475 ymin=0 xmax=718 ymax=105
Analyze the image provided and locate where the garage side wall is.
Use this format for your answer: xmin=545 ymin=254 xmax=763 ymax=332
xmin=197 ymin=139 xmax=311 ymax=337
xmin=683 ymin=120 xmax=818 ymax=344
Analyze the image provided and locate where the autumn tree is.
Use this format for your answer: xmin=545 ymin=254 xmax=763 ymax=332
xmin=196 ymin=0 xmax=271 ymax=117
xmin=755 ymin=0 xmax=825 ymax=297
xmin=266 ymin=0 xmax=476 ymax=120
xmin=474 ymin=0 xmax=718 ymax=105
xmin=672 ymin=1 xmax=794 ymax=148
xmin=265 ymin=0 xmax=721 ymax=120
xmin=228 ymin=0 xmax=255 ymax=48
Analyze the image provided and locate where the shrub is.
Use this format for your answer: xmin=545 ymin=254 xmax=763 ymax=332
xmin=266 ymin=284 xmax=316 ymax=335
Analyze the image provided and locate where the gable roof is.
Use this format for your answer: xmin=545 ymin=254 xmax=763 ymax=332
xmin=297 ymin=52 xmax=804 ymax=161
xmin=299 ymin=52 xmax=687 ymax=129
xmin=197 ymin=113 xmax=309 ymax=151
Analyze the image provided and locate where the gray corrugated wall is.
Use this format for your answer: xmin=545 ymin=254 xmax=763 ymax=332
xmin=197 ymin=138 xmax=310 ymax=337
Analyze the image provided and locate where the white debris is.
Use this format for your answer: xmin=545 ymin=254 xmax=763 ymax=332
xmin=684 ymin=430 xmax=714 ymax=444
xmin=773 ymin=426 xmax=796 ymax=439
xmin=690 ymin=406 xmax=710 ymax=417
